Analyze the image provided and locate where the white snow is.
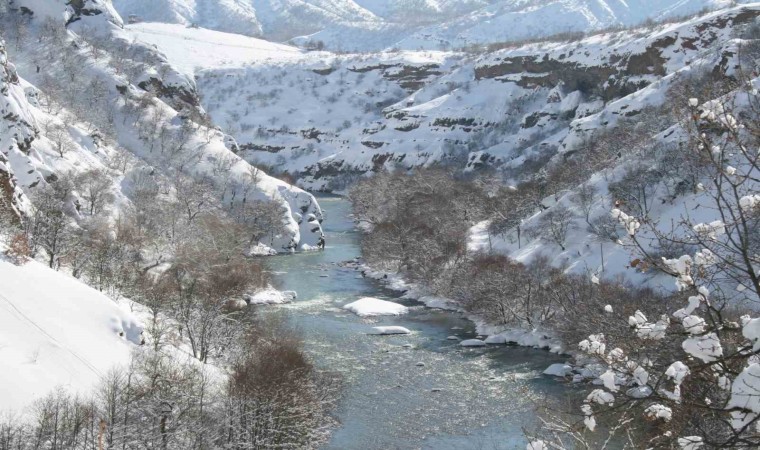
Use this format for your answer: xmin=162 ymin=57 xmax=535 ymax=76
xmin=245 ymin=288 xmax=297 ymax=305
xmin=739 ymin=194 xmax=760 ymax=212
xmin=126 ymin=22 xmax=304 ymax=76
xmin=629 ymin=311 xmax=669 ymax=340
xmin=678 ymin=436 xmax=704 ymax=449
xmin=247 ymin=242 xmax=279 ymax=256
xmin=579 ymin=334 xmax=606 ymax=356
xmin=369 ymin=326 xmax=412 ymax=335
xmin=743 ymin=317 xmax=760 ymax=351
xmin=343 ymin=297 xmax=409 ymax=317
xmin=112 ymin=0 xmax=745 ymax=52
xmin=460 ymin=339 xmax=487 ymax=347
xmin=645 ymin=404 xmax=673 ymax=421
xmin=0 ymin=255 xmax=142 ymax=414
xmin=682 ymin=333 xmax=723 ymax=363
xmin=586 ymin=389 xmax=614 ymax=405
xmin=728 ymin=364 xmax=760 ymax=416
xmin=600 ymin=370 xmax=619 ymax=392
xmin=527 ymin=441 xmax=548 ymax=450
xmin=484 ymin=334 xmax=507 ymax=344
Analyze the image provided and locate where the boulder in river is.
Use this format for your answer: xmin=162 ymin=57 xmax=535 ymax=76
xmin=245 ymin=288 xmax=296 ymax=305
xmin=543 ymin=363 xmax=573 ymax=377
xmin=344 ymin=297 xmax=409 ymax=317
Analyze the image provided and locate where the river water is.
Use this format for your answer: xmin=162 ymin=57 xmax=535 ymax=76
xmin=262 ymin=194 xmax=567 ymax=450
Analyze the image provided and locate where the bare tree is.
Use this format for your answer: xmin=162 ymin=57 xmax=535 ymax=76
xmin=46 ymin=123 xmax=75 ymax=158
xmin=573 ymin=183 xmax=598 ymax=224
xmin=236 ymin=199 xmax=288 ymax=248
xmin=75 ymin=169 xmax=114 ymax=216
xmin=172 ymin=174 xmax=217 ymax=225
xmin=28 ymin=178 xmax=76 ymax=269
xmin=529 ymin=205 xmax=575 ymax=251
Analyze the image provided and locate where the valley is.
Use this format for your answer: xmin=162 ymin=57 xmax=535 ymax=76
xmin=1 ymin=1 xmax=760 ymax=448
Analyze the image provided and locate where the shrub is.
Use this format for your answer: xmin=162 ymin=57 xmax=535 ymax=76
xmin=5 ymin=233 xmax=31 ymax=265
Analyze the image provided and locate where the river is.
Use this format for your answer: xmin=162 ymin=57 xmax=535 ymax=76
xmin=261 ymin=194 xmax=567 ymax=449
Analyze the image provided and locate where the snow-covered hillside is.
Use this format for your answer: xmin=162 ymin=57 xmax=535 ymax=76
xmin=0 ymin=252 xmax=142 ymax=412
xmin=125 ymin=22 xmax=304 ymax=76
xmin=3 ymin=0 xmax=324 ymax=252
xmin=111 ymin=0 xmax=748 ymax=51
xmin=0 ymin=0 xmax=333 ymax=420
xmin=132 ymin=5 xmax=760 ymax=192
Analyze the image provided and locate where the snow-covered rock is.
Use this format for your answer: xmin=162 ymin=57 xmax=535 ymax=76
xmin=460 ymin=339 xmax=487 ymax=347
xmin=2 ymin=5 xmax=325 ymax=253
xmin=144 ymin=4 xmax=760 ymax=202
xmin=484 ymin=334 xmax=508 ymax=344
xmin=247 ymin=242 xmax=279 ymax=256
xmin=245 ymin=288 xmax=297 ymax=305
xmin=343 ymin=297 xmax=409 ymax=317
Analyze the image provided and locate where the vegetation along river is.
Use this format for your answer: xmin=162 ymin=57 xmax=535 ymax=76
xmin=261 ymin=194 xmax=567 ymax=449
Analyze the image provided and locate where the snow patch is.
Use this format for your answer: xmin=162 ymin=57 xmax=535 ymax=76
xmin=343 ymin=297 xmax=409 ymax=317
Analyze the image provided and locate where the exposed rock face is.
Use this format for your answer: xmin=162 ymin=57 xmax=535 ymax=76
xmin=137 ymin=77 xmax=200 ymax=110
xmin=474 ymin=8 xmax=760 ymax=100
xmin=349 ymin=63 xmax=442 ymax=91
xmin=0 ymin=153 xmax=23 ymax=226
xmin=12 ymin=0 xmax=123 ymax=28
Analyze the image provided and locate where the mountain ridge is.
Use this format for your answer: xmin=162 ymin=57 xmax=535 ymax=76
xmin=111 ymin=0 xmax=745 ymax=51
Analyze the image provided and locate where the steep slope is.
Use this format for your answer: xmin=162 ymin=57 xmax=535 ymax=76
xmin=0 ymin=0 xmax=325 ymax=417
xmin=110 ymin=0 xmax=746 ymax=51
xmin=0 ymin=39 xmax=33 ymax=225
xmin=4 ymin=0 xmax=324 ymax=251
xmin=0 ymin=253 xmax=142 ymax=413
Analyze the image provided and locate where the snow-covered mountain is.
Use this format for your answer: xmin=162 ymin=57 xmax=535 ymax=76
xmin=111 ymin=0 xmax=746 ymax=51
xmin=128 ymin=4 xmax=760 ymax=192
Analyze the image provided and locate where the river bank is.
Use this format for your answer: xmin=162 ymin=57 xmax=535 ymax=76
xmin=351 ymin=262 xmax=566 ymax=354
xmin=256 ymin=194 xmax=572 ymax=449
